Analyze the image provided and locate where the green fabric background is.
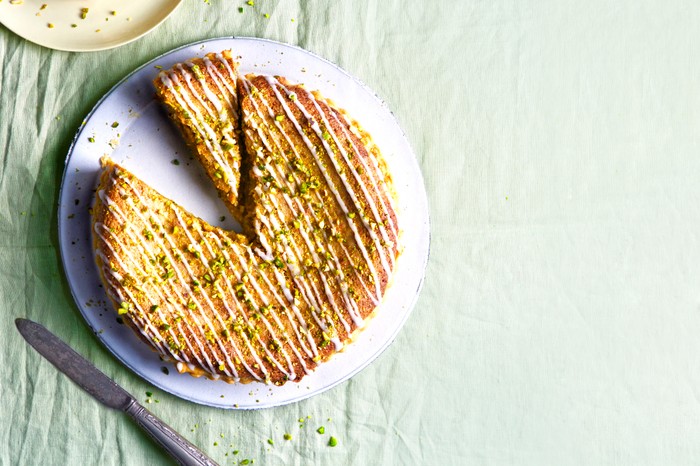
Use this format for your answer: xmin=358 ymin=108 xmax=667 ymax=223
xmin=3 ymin=0 xmax=700 ymax=464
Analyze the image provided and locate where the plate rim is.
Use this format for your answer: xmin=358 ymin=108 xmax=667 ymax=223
xmin=57 ymin=36 xmax=431 ymax=409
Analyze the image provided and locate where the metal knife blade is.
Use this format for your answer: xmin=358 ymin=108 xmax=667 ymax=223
xmin=15 ymin=318 xmax=219 ymax=466
xmin=15 ymin=318 xmax=133 ymax=410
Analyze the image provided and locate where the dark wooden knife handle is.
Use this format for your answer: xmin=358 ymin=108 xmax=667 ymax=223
xmin=125 ymin=400 xmax=219 ymax=466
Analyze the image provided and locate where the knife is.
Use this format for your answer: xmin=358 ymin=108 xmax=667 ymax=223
xmin=15 ymin=318 xmax=219 ymax=466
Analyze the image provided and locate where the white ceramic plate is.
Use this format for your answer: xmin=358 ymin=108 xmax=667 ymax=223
xmin=0 ymin=0 xmax=180 ymax=52
xmin=58 ymin=37 xmax=430 ymax=409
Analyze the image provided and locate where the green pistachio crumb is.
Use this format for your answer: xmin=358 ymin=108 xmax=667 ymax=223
xmin=171 ymin=159 xmax=180 ymax=165
xmin=238 ymin=7 xmax=244 ymax=13
xmin=317 ymin=426 xmax=325 ymax=434
xmin=88 ymin=136 xmax=95 ymax=143
xmin=283 ymin=433 xmax=292 ymax=440
xmin=328 ymin=436 xmax=338 ymax=447
xmin=145 ymin=391 xmax=153 ymax=397
xmin=117 ymin=302 xmax=130 ymax=315
xmin=267 ymin=438 xmax=274 ymax=445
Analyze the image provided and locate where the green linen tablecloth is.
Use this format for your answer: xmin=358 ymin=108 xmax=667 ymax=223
xmin=3 ymin=1 xmax=700 ymax=464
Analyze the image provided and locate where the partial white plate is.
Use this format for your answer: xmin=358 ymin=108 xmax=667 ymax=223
xmin=0 ymin=0 xmax=180 ymax=52
xmin=58 ymin=37 xmax=430 ymax=409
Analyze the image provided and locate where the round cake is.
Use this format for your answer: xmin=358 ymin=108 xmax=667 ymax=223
xmin=92 ymin=51 xmax=400 ymax=385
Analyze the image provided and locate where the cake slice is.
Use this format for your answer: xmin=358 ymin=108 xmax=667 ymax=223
xmin=154 ymin=51 xmax=244 ymax=219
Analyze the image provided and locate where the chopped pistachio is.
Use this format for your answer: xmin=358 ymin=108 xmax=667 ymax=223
xmin=317 ymin=426 xmax=325 ymax=434
xmin=328 ymin=436 xmax=338 ymax=447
